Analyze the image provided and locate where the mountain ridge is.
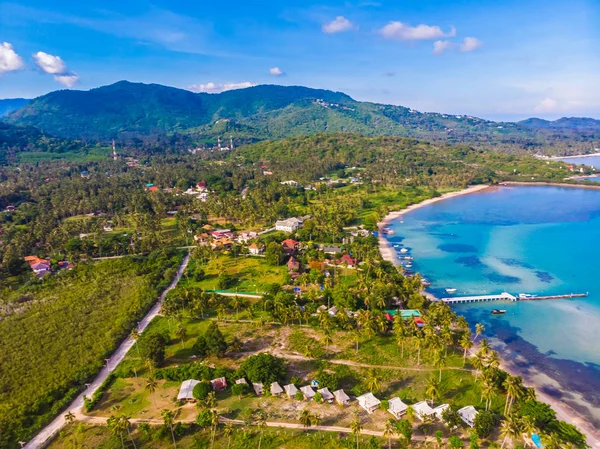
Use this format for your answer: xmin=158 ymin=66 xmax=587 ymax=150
xmin=3 ymin=81 xmax=599 ymax=154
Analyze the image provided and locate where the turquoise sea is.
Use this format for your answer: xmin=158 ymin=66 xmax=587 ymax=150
xmin=385 ymin=185 xmax=600 ymax=426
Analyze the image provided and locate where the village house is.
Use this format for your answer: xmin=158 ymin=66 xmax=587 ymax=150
xmin=24 ymin=256 xmax=51 ymax=277
xmin=338 ymin=254 xmax=358 ymax=267
xmin=317 ymin=387 xmax=334 ymax=403
xmin=280 ymin=180 xmax=299 ymax=186
xmin=286 ymin=256 xmax=301 ymax=272
xmin=413 ymin=401 xmax=435 ymax=420
xmin=300 ymin=385 xmax=315 ymax=400
xmin=333 ymin=389 xmax=350 ymax=406
xmin=284 ymin=384 xmax=298 ymax=398
xmin=433 ymin=404 xmax=450 ymax=420
xmin=177 ymin=379 xmax=201 ymax=403
xmin=322 ymin=245 xmax=343 ymax=255
xmin=458 ymin=405 xmax=478 ymax=427
xmin=235 ymin=378 xmax=247 ymax=386
xmin=253 ymin=383 xmax=264 ymax=396
xmin=270 ymin=382 xmax=284 ymax=396
xmin=210 ymin=377 xmax=227 ymax=391
xmin=237 ymin=231 xmax=258 ymax=243
xmin=388 ymin=397 xmax=409 ymax=419
xmin=275 ymin=217 xmax=303 ymax=233
xmin=248 ymin=242 xmax=264 ymax=255
xmin=357 ymin=393 xmax=381 ymax=414
xmin=281 ymin=239 xmax=300 ymax=255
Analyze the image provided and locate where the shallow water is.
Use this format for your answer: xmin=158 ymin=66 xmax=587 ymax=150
xmin=557 ymin=155 xmax=600 ymax=182
xmin=386 ymin=185 xmax=600 ymax=424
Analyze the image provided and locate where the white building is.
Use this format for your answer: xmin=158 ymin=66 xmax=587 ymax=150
xmin=253 ymin=383 xmax=264 ymax=396
xmin=458 ymin=406 xmax=479 ymax=427
xmin=433 ymin=404 xmax=450 ymax=420
xmin=357 ymin=392 xmax=381 ymax=414
xmin=388 ymin=397 xmax=409 ymax=419
xmin=412 ymin=401 xmax=435 ymax=420
xmin=280 ymin=180 xmax=299 ymax=186
xmin=300 ymin=385 xmax=316 ymax=400
xmin=275 ymin=217 xmax=303 ymax=233
xmin=177 ymin=379 xmax=200 ymax=402
xmin=271 ymin=382 xmax=284 ymax=396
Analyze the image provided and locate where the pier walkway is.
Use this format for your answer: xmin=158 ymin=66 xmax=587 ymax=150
xmin=441 ymin=292 xmax=588 ymax=304
xmin=442 ymin=292 xmax=516 ymax=304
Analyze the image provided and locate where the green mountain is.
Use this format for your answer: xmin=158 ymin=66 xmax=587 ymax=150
xmin=0 ymin=99 xmax=30 ymax=117
xmin=4 ymin=81 xmax=599 ymax=154
xmin=519 ymin=117 xmax=600 ymax=131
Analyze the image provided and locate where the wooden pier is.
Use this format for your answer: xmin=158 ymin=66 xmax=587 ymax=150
xmin=441 ymin=292 xmax=588 ymax=304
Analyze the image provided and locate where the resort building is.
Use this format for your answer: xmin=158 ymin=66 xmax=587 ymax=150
xmin=177 ymin=379 xmax=200 ymax=403
xmin=270 ymin=382 xmax=284 ymax=396
xmin=412 ymin=401 xmax=435 ymax=420
xmin=333 ymin=389 xmax=350 ymax=406
xmin=433 ymin=404 xmax=450 ymax=420
xmin=284 ymin=384 xmax=299 ymax=398
xmin=253 ymin=383 xmax=264 ymax=396
xmin=388 ymin=397 xmax=409 ymax=419
xmin=235 ymin=378 xmax=248 ymax=385
xmin=275 ymin=218 xmax=303 ymax=233
xmin=300 ymin=385 xmax=316 ymax=400
xmin=458 ymin=406 xmax=479 ymax=427
xmin=210 ymin=377 xmax=227 ymax=391
xmin=357 ymin=392 xmax=381 ymax=414
xmin=317 ymin=387 xmax=334 ymax=403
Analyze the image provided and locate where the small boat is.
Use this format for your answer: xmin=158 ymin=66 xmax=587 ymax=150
xmin=400 ymin=248 xmax=409 ymax=253
xmin=518 ymin=293 xmax=536 ymax=299
xmin=445 ymin=288 xmax=457 ymax=294
xmin=387 ymin=229 xmax=395 ymax=235
xmin=421 ymin=279 xmax=431 ymax=286
xmin=393 ymin=244 xmax=400 ymax=248
xmin=491 ymin=309 xmax=506 ymax=315
xmin=403 ymin=256 xmax=413 ymax=261
xmin=405 ymin=264 xmax=413 ymax=268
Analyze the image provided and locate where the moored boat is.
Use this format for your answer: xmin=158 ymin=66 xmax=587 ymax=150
xmin=445 ymin=288 xmax=457 ymax=294
xmin=400 ymin=248 xmax=408 ymax=253
xmin=491 ymin=309 xmax=506 ymax=315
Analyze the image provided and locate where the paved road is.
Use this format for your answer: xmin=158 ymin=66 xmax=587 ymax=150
xmin=25 ymin=253 xmax=191 ymax=449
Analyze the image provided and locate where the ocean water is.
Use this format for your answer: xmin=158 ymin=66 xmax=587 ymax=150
xmin=386 ymin=185 xmax=600 ymax=424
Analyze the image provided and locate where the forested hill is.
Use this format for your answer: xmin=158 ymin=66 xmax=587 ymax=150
xmin=4 ymin=81 xmax=598 ymax=155
xmin=0 ymin=99 xmax=30 ymax=117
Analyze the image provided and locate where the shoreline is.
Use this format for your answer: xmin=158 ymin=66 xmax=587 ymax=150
xmin=550 ymin=152 xmax=600 ymax=160
xmin=500 ymin=181 xmax=600 ymax=190
xmin=377 ymin=183 xmax=600 ymax=448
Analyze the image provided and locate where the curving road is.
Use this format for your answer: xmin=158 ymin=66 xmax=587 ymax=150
xmin=24 ymin=253 xmax=191 ymax=449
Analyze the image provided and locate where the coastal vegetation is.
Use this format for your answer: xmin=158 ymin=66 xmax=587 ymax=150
xmin=0 ymin=251 xmax=183 ymax=448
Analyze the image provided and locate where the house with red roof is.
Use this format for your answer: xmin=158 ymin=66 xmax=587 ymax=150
xmin=338 ymin=254 xmax=358 ymax=267
xmin=287 ymin=256 xmax=301 ymax=272
xmin=281 ymin=239 xmax=299 ymax=255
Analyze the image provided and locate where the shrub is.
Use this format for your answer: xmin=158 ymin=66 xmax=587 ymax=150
xmin=193 ymin=382 xmax=212 ymax=401
xmin=238 ymin=353 xmax=286 ymax=384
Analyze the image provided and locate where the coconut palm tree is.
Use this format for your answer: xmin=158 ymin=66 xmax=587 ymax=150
xmin=161 ymin=409 xmax=178 ymax=449
xmin=107 ymin=414 xmax=126 ymax=449
xmin=223 ymin=421 xmax=235 ymax=449
xmin=425 ymin=375 xmax=441 ymax=406
xmin=350 ymin=411 xmax=363 ymax=449
xmin=433 ymin=350 xmax=447 ymax=382
xmin=299 ymin=409 xmax=312 ymax=427
xmin=174 ymin=324 xmax=187 ymax=350
xmin=366 ymin=369 xmax=382 ymax=392
xmin=64 ymin=411 xmax=75 ymax=424
xmin=210 ymin=409 xmax=220 ymax=449
xmin=474 ymin=323 xmax=485 ymax=341
xmin=503 ymin=375 xmax=525 ymax=416
xmin=383 ymin=418 xmax=396 ymax=449
xmin=119 ymin=415 xmax=137 ymax=449
xmin=145 ymin=377 xmax=159 ymax=408
xmin=255 ymin=410 xmax=267 ymax=449
xmin=460 ymin=332 xmax=473 ymax=365
xmin=130 ymin=328 xmax=141 ymax=357
xmin=500 ymin=414 xmax=524 ymax=449
xmin=322 ymin=329 xmax=333 ymax=353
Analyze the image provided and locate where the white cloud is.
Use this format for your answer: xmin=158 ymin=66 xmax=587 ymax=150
xmin=0 ymin=42 xmax=25 ymax=74
xmin=534 ymin=98 xmax=559 ymax=113
xmin=32 ymin=51 xmax=79 ymax=86
xmin=269 ymin=67 xmax=284 ymax=76
xmin=188 ymin=82 xmax=256 ymax=94
xmin=460 ymin=37 xmax=482 ymax=52
xmin=380 ymin=21 xmax=456 ymax=40
xmin=433 ymin=40 xmax=453 ymax=55
xmin=322 ymin=16 xmax=355 ymax=34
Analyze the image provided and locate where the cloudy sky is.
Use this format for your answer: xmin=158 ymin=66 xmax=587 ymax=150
xmin=0 ymin=0 xmax=598 ymax=121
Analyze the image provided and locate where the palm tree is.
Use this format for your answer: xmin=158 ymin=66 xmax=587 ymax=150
xmin=119 ymin=415 xmax=137 ymax=449
xmin=481 ymin=377 xmax=496 ymax=411
xmin=107 ymin=414 xmax=126 ymax=449
xmin=322 ymin=329 xmax=333 ymax=353
xmin=299 ymin=409 xmax=312 ymax=427
xmin=350 ymin=411 xmax=363 ymax=449
xmin=311 ymin=413 xmax=322 ymax=426
xmin=433 ymin=350 xmax=447 ymax=382
xmin=223 ymin=421 xmax=235 ymax=449
xmin=161 ymin=409 xmax=178 ymax=449
xmin=366 ymin=369 xmax=382 ymax=392
xmin=425 ymin=375 xmax=441 ymax=406
xmin=230 ymin=296 xmax=242 ymax=320
xmin=145 ymin=377 xmax=159 ymax=408
xmin=383 ymin=418 xmax=396 ymax=449
xmin=64 ymin=411 xmax=75 ymax=425
xmin=474 ymin=323 xmax=485 ymax=341
xmin=503 ymin=375 xmax=524 ymax=416
xmin=460 ymin=332 xmax=473 ymax=365
xmin=255 ymin=410 xmax=267 ymax=449
xmin=500 ymin=414 xmax=524 ymax=449
xmin=210 ymin=409 xmax=220 ymax=449
xmin=130 ymin=328 xmax=141 ymax=357
xmin=174 ymin=325 xmax=187 ymax=350
xmin=542 ymin=433 xmax=563 ymax=449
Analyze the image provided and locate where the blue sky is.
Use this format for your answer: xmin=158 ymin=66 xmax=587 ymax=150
xmin=0 ymin=0 xmax=598 ymax=121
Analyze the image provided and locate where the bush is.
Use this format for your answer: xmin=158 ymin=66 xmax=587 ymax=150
xmin=238 ymin=353 xmax=286 ymax=384
xmin=314 ymin=391 xmax=323 ymax=403
xmin=193 ymin=322 xmax=228 ymax=357
xmin=196 ymin=409 xmax=213 ymax=428
xmin=193 ymin=382 xmax=212 ymax=401
xmin=231 ymin=382 xmax=249 ymax=398
xmin=139 ymin=331 xmax=169 ymax=367
xmin=474 ymin=410 xmax=497 ymax=438
xmin=449 ymin=436 xmax=463 ymax=449
xmin=216 ymin=273 xmax=235 ymax=289
xmin=295 ymin=391 xmax=304 ymax=400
